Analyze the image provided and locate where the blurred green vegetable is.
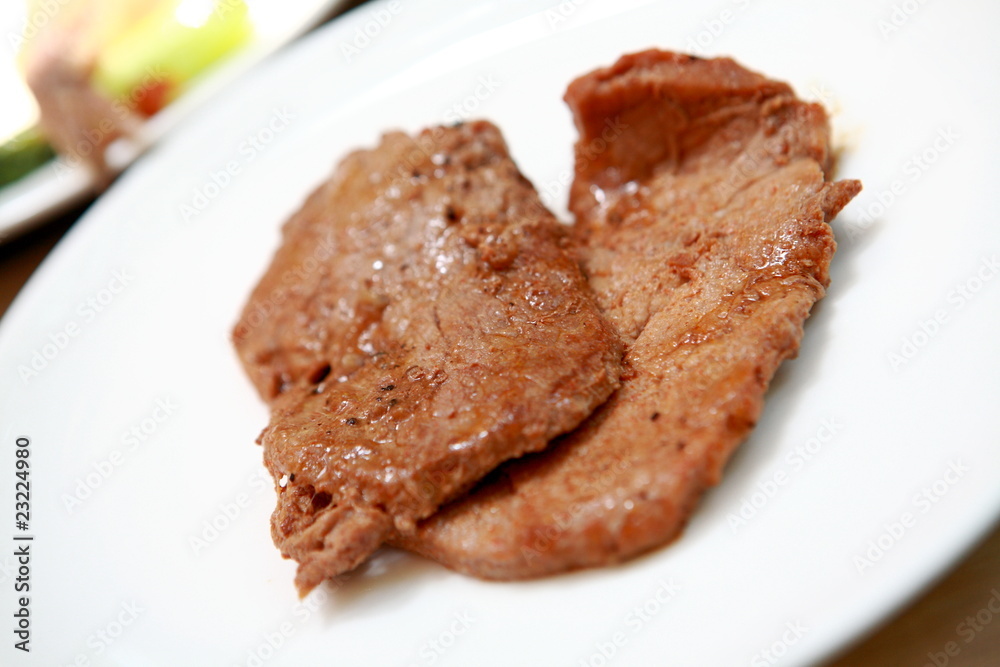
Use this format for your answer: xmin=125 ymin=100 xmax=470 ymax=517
xmin=94 ymin=0 xmax=254 ymax=115
xmin=1 ymin=0 xmax=254 ymax=190
xmin=0 ymin=127 xmax=55 ymax=189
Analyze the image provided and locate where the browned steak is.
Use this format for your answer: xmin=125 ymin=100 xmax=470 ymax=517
xmin=233 ymin=121 xmax=622 ymax=594
xmin=393 ymin=51 xmax=861 ymax=579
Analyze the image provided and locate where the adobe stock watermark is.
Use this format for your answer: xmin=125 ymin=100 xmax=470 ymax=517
xmin=750 ymin=620 xmax=809 ymax=666
xmin=887 ymin=255 xmax=998 ymax=371
xmin=716 ymin=109 xmax=857 ymax=202
xmin=194 ymin=0 xmax=248 ymax=23
xmin=727 ymin=417 xmax=845 ymax=533
xmin=577 ymin=577 xmax=680 ymax=667
xmin=398 ymin=450 xmax=630 ymax=568
xmin=405 ymin=610 xmax=476 ymax=666
xmin=7 ymin=0 xmax=72 ymax=51
xmin=685 ymin=0 xmax=755 ymax=56
xmin=923 ymin=588 xmax=1000 ymax=667
xmin=57 ymin=600 xmax=145 ymax=667
xmin=877 ymin=0 xmax=931 ymax=40
xmin=49 ymin=66 xmax=169 ymax=178
xmin=844 ymin=126 xmax=958 ymax=243
xmin=853 ymin=459 xmax=968 ymax=574
xmin=61 ymin=397 xmax=179 ymax=514
xmin=179 ymin=107 xmax=295 ymax=222
xmin=806 ymin=82 xmax=837 ymax=109
xmin=543 ymin=0 xmax=589 ymax=31
xmin=442 ymin=75 xmax=502 ymax=125
xmin=338 ymin=0 xmax=403 ymax=63
xmin=231 ymin=586 xmax=331 ymax=667
xmin=517 ymin=457 xmax=632 ymax=566
xmin=0 ymin=554 xmax=17 ymax=586
xmin=189 ymin=467 xmax=271 ymax=556
xmin=233 ymin=237 xmax=337 ymax=339
xmin=537 ymin=116 xmax=629 ymax=209
xmin=17 ymin=268 xmax=134 ymax=384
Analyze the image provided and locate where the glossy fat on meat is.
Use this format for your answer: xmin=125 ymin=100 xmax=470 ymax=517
xmin=232 ymin=121 xmax=622 ymax=594
xmin=393 ymin=51 xmax=861 ymax=579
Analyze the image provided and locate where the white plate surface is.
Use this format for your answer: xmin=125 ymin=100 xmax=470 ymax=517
xmin=1 ymin=1 xmax=999 ymax=665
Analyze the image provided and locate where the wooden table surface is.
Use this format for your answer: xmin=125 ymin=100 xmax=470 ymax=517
xmin=2 ymin=214 xmax=998 ymax=665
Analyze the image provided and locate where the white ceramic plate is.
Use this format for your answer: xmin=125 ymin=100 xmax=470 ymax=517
xmin=0 ymin=0 xmax=349 ymax=243
xmin=2 ymin=0 xmax=998 ymax=664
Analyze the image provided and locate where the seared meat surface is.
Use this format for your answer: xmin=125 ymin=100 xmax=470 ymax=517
xmin=394 ymin=52 xmax=860 ymax=579
xmin=233 ymin=121 xmax=621 ymax=593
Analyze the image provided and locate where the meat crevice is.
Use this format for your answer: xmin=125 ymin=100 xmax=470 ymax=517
xmin=233 ymin=121 xmax=622 ymax=594
xmin=393 ymin=51 xmax=861 ymax=579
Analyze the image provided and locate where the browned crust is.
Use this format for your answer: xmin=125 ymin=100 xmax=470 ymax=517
xmin=233 ymin=121 xmax=622 ymax=594
xmin=393 ymin=51 xmax=861 ymax=579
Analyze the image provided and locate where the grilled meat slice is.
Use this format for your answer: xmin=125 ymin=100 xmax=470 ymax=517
xmin=234 ymin=121 xmax=622 ymax=593
xmin=394 ymin=51 xmax=861 ymax=579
